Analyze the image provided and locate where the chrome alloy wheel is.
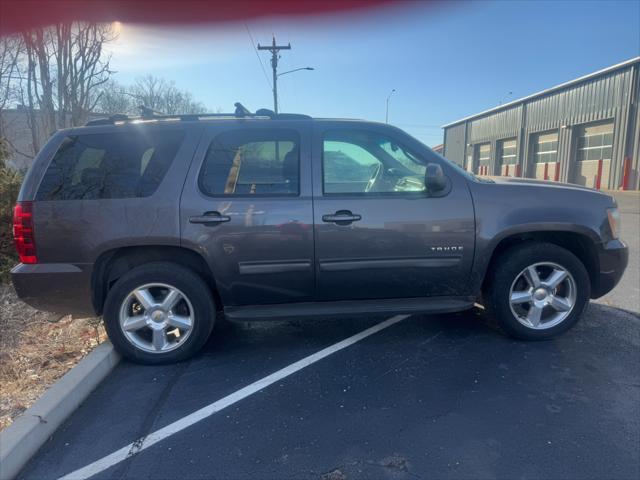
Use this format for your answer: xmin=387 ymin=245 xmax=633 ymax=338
xmin=118 ymin=283 xmax=195 ymax=353
xmin=509 ymin=262 xmax=577 ymax=330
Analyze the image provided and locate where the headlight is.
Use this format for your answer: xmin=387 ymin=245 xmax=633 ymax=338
xmin=607 ymin=207 xmax=621 ymax=239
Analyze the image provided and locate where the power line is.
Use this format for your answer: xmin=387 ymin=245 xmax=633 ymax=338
xmin=244 ymin=23 xmax=272 ymax=91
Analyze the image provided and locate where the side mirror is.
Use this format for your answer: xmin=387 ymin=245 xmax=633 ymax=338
xmin=425 ymin=163 xmax=447 ymax=193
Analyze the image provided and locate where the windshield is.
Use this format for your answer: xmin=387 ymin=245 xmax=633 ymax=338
xmin=382 ymin=134 xmax=483 ymax=183
xmin=381 ymin=135 xmax=490 ymax=183
xmin=379 ymin=140 xmax=425 ymax=175
xmin=436 ymin=152 xmax=481 ymax=182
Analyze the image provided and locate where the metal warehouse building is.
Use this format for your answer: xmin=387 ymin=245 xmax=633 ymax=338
xmin=442 ymin=57 xmax=640 ymax=191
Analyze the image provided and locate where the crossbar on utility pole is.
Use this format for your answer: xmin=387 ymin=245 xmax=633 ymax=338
xmin=258 ymin=36 xmax=291 ymax=114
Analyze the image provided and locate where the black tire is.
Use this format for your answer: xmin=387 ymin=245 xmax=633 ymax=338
xmin=103 ymin=262 xmax=216 ymax=364
xmin=484 ymin=242 xmax=590 ymax=340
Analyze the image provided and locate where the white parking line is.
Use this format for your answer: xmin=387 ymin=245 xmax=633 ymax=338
xmin=58 ymin=314 xmax=409 ymax=480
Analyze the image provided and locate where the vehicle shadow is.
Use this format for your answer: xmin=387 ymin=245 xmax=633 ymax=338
xmin=201 ymin=301 xmax=639 ymax=357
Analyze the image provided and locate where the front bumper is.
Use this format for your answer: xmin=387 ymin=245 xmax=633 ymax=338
xmin=592 ymin=239 xmax=629 ymax=299
xmin=11 ymin=262 xmax=97 ymax=316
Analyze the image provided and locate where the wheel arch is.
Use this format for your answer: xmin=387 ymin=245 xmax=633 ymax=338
xmin=480 ymin=229 xmax=600 ymax=297
xmin=92 ymin=245 xmax=223 ymax=315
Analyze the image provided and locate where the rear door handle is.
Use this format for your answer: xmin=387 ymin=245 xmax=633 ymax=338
xmin=322 ymin=210 xmax=362 ymax=225
xmin=189 ymin=212 xmax=231 ymax=225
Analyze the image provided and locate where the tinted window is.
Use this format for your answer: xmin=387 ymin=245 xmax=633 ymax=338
xmin=36 ymin=130 xmax=184 ymax=200
xmin=199 ymin=129 xmax=299 ymax=196
xmin=323 ymin=130 xmax=426 ymax=194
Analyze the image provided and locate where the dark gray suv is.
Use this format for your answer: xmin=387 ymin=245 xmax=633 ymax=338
xmin=11 ymin=109 xmax=628 ymax=364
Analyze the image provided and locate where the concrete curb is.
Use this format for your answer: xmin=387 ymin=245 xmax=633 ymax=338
xmin=0 ymin=342 xmax=120 ymax=480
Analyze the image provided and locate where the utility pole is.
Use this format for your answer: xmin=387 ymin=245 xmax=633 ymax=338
xmin=258 ymin=36 xmax=291 ymax=114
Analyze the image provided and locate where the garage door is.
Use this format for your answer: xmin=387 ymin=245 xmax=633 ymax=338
xmin=531 ymin=131 xmax=559 ymax=181
xmin=573 ymin=121 xmax=613 ymax=189
xmin=497 ymin=138 xmax=518 ymax=176
xmin=475 ymin=143 xmax=491 ymax=175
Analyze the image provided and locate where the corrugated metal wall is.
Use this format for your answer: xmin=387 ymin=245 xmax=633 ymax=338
xmin=442 ymin=59 xmax=640 ymax=190
xmin=469 ymin=105 xmax=521 ymax=143
xmin=625 ymin=62 xmax=640 ymax=190
xmin=442 ymin=122 xmax=466 ymax=166
xmin=525 ymin=68 xmax=630 ymax=131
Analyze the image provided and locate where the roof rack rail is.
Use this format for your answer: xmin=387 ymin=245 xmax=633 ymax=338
xmin=85 ymin=103 xmax=311 ymax=126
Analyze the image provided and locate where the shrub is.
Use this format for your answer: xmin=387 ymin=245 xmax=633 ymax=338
xmin=0 ymin=139 xmax=23 ymax=283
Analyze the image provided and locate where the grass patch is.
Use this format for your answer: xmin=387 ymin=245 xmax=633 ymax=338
xmin=0 ymin=285 xmax=105 ymax=430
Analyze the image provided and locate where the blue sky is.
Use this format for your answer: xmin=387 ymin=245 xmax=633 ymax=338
xmin=108 ymin=0 xmax=640 ymax=146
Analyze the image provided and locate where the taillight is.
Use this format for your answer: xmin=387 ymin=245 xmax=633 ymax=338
xmin=13 ymin=201 xmax=38 ymax=264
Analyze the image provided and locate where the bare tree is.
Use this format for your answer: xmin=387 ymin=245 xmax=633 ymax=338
xmin=95 ymin=76 xmax=209 ymax=117
xmin=1 ymin=29 xmax=210 ymax=169
xmin=130 ymin=75 xmax=166 ymax=112
xmin=0 ymin=36 xmax=22 ymax=113
xmin=96 ymin=79 xmax=134 ymax=115
xmin=60 ymin=23 xmax=115 ymax=125
xmin=0 ymin=36 xmax=24 ymax=160
xmin=131 ymin=75 xmax=206 ymax=115
xmin=10 ymin=21 xmax=116 ymax=153
xmin=163 ymin=89 xmax=205 ymax=115
xmin=22 ymin=28 xmax=56 ymax=144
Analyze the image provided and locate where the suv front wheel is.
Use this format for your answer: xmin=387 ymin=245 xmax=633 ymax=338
xmin=103 ymin=262 xmax=216 ymax=364
xmin=484 ymin=242 xmax=590 ymax=340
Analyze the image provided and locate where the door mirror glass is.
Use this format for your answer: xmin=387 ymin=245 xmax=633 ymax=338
xmin=425 ymin=163 xmax=447 ymax=192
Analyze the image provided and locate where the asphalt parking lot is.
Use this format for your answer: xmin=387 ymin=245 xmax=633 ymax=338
xmin=19 ymin=307 xmax=640 ymax=480
xmin=19 ymin=193 xmax=640 ymax=480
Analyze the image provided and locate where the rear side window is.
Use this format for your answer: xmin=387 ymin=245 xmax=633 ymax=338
xmin=199 ymin=129 xmax=299 ymax=196
xmin=36 ymin=130 xmax=185 ymax=200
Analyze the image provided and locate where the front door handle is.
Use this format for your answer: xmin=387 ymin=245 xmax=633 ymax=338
xmin=189 ymin=212 xmax=231 ymax=225
xmin=322 ymin=210 xmax=362 ymax=225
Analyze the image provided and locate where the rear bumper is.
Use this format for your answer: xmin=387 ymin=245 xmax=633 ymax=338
xmin=11 ymin=263 xmax=96 ymax=316
xmin=592 ymin=239 xmax=629 ymax=299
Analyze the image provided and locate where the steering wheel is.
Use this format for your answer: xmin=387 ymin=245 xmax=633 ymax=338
xmin=364 ymin=163 xmax=383 ymax=192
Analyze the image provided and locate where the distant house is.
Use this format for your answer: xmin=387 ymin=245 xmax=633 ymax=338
xmin=432 ymin=144 xmax=444 ymax=155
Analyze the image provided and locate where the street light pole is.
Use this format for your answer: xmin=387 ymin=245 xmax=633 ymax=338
xmin=385 ymin=89 xmax=396 ymax=124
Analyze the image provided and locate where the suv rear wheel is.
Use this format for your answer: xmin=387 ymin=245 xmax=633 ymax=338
xmin=484 ymin=242 xmax=590 ymax=340
xmin=103 ymin=262 xmax=216 ymax=364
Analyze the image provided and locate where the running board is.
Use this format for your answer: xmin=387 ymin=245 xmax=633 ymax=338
xmin=224 ymin=296 xmax=476 ymax=321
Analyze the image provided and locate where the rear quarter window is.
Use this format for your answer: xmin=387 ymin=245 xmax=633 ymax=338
xmin=36 ymin=130 xmax=185 ymax=200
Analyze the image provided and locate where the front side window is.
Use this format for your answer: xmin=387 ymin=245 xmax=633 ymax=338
xmin=199 ymin=129 xmax=299 ymax=196
xmin=533 ymin=131 xmax=558 ymax=163
xmin=576 ymin=121 xmax=613 ymax=162
xmin=323 ymin=130 xmax=426 ymax=194
xmin=36 ymin=130 xmax=185 ymax=200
